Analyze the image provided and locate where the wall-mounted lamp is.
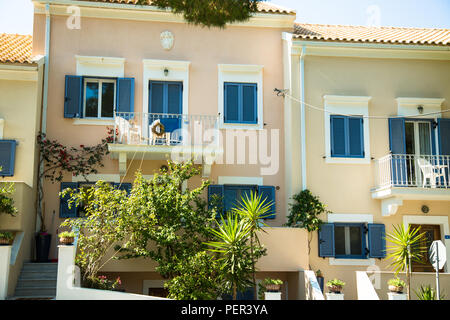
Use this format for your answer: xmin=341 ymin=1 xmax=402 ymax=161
xmin=417 ymin=105 xmax=424 ymax=114
xmin=164 ymin=68 xmax=169 ymax=76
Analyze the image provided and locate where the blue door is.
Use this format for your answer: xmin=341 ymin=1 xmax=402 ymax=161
xmin=149 ymin=81 xmax=182 ymax=144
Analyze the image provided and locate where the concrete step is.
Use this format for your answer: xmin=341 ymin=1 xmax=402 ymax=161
xmin=14 ymin=287 xmax=56 ymax=297
xmin=9 ymin=296 xmax=55 ymax=300
xmin=19 ymin=271 xmax=58 ymax=280
xmin=22 ymin=262 xmax=58 ymax=272
xmin=16 ymin=279 xmax=57 ymax=288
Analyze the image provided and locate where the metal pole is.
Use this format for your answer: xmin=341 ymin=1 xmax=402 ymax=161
xmin=436 ymin=242 xmax=440 ymax=301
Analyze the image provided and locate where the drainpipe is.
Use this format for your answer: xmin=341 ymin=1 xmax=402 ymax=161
xmin=36 ymin=3 xmax=51 ymax=233
xmin=300 ymin=45 xmax=307 ymax=190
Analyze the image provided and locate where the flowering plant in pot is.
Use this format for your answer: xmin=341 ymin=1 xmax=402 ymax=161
xmin=327 ymin=278 xmax=345 ymax=294
xmin=58 ymin=231 xmax=76 ymax=245
xmin=0 ymin=231 xmax=14 ymax=245
xmin=388 ymin=278 xmax=405 ymax=294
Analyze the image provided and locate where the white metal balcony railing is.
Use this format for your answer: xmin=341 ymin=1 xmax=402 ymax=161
xmin=113 ymin=112 xmax=219 ymax=147
xmin=374 ymin=154 xmax=450 ymax=189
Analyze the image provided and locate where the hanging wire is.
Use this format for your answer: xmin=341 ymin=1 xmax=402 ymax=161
xmin=274 ymin=88 xmax=450 ymax=120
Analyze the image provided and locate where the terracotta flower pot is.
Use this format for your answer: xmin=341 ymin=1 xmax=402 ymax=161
xmin=388 ymin=285 xmax=404 ymax=293
xmin=265 ymin=284 xmax=281 ymax=292
xmin=0 ymin=238 xmax=12 ymax=245
xmin=328 ymin=285 xmax=343 ymax=294
xmin=59 ymin=237 xmax=74 ymax=245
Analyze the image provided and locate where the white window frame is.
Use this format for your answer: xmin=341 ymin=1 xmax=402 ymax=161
xmin=327 ymin=213 xmax=375 ymax=266
xmin=83 ymin=78 xmax=117 ymax=119
xmin=218 ymin=64 xmax=264 ymax=130
xmin=323 ymin=95 xmax=371 ymax=164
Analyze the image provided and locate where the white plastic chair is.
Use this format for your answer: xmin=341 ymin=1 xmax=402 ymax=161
xmin=115 ymin=116 xmax=129 ymax=144
xmin=417 ymin=158 xmax=447 ymax=188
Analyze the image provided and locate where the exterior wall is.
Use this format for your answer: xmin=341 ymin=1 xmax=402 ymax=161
xmin=0 ymin=62 xmax=44 ymax=296
xmin=33 ymin=5 xmax=290 ymax=260
xmin=291 ymin=52 xmax=450 ymax=300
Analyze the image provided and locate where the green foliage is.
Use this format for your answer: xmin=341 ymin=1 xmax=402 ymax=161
xmin=326 ymin=278 xmax=345 ymax=287
xmin=315 ymin=270 xmax=323 ymax=278
xmin=58 ymin=231 xmax=76 ymax=238
xmin=388 ymin=278 xmax=405 ymax=288
xmin=0 ymin=182 xmax=17 ymax=216
xmin=385 ymin=224 xmax=426 ymax=300
xmin=136 ymin=0 xmax=263 ymax=28
xmin=414 ymin=285 xmax=445 ymax=300
xmin=60 ymin=180 xmax=132 ymax=281
xmin=206 ymin=212 xmax=254 ymax=300
xmin=83 ymin=275 xmax=122 ymax=291
xmin=116 ymin=161 xmax=216 ymax=280
xmin=165 ymin=251 xmax=223 ymax=300
xmin=285 ymin=189 xmax=328 ymax=231
xmin=0 ymin=231 xmax=14 ymax=241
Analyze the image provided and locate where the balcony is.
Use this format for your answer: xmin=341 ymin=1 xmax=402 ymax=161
xmin=108 ymin=112 xmax=222 ymax=176
xmin=371 ymin=154 xmax=450 ymax=216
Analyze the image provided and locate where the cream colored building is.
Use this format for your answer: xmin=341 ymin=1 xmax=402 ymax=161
xmin=0 ymin=33 xmax=45 ymax=297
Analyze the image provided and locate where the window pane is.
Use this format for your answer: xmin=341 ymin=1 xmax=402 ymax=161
xmin=349 ymin=226 xmax=362 ymax=255
xmin=405 ymin=122 xmax=415 ymax=155
xmin=242 ymin=85 xmax=256 ymax=123
xmin=85 ymin=82 xmax=99 ymax=117
xmin=167 ymin=83 xmax=181 ymax=114
xmin=348 ymin=117 xmax=363 ymax=156
xmin=418 ymin=122 xmax=432 ymax=155
xmin=225 ymin=84 xmax=239 ymax=122
xmin=101 ymin=82 xmax=115 ymax=118
xmin=334 ymin=226 xmax=346 ymax=256
xmin=150 ymin=82 xmax=164 ymax=114
xmin=331 ymin=117 xmax=346 ymax=156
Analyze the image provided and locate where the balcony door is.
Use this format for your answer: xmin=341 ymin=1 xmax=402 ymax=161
xmin=149 ymin=81 xmax=183 ymax=143
xmin=405 ymin=121 xmax=433 ymax=185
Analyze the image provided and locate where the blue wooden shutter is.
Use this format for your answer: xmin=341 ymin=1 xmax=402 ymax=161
xmin=114 ymin=182 xmax=132 ymax=195
xmin=367 ymin=223 xmax=386 ymax=258
xmin=208 ymin=185 xmax=224 ymax=217
xmin=330 ymin=116 xmax=346 ymax=157
xmin=438 ymin=118 xmax=450 ymax=155
xmin=224 ymin=83 xmax=239 ymax=123
xmin=389 ymin=118 xmax=407 ymax=185
xmin=0 ymin=140 xmax=17 ymax=176
xmin=116 ymin=78 xmax=135 ymax=116
xmin=60 ymin=182 xmax=79 ymax=218
xmin=64 ymin=75 xmax=83 ymax=118
xmin=348 ymin=117 xmax=364 ymax=157
xmin=258 ymin=185 xmax=276 ymax=219
xmin=318 ymin=223 xmax=335 ymax=257
xmin=237 ymin=288 xmax=255 ymax=300
xmin=242 ymin=84 xmax=257 ymax=124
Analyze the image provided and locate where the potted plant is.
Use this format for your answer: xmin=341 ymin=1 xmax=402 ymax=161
xmin=35 ymin=228 xmax=52 ymax=262
xmin=388 ymin=278 xmax=405 ymax=293
xmin=263 ymin=278 xmax=283 ymax=292
xmin=327 ymin=278 xmax=345 ymax=294
xmin=58 ymin=231 xmax=75 ymax=245
xmin=0 ymin=231 xmax=14 ymax=245
xmin=315 ymin=270 xmax=324 ymax=293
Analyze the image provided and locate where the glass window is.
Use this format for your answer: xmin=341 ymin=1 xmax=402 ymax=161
xmin=334 ymin=223 xmax=365 ymax=259
xmin=83 ymin=78 xmax=116 ymax=118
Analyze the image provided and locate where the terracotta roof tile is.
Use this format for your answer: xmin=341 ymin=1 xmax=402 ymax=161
xmin=0 ymin=34 xmax=33 ymax=64
xmin=294 ymin=23 xmax=450 ymax=46
xmin=76 ymin=0 xmax=295 ymax=14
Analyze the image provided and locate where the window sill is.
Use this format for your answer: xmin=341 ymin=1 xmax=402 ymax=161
xmin=73 ymin=118 xmax=115 ymax=126
xmin=219 ymin=123 xmax=263 ymax=130
xmin=329 ymin=258 xmax=375 ymax=266
xmin=325 ymin=156 xmax=371 ymax=164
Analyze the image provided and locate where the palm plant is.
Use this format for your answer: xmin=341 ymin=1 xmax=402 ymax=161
xmin=414 ymin=285 xmax=445 ymax=300
xmin=385 ymin=224 xmax=426 ymax=300
xmin=206 ymin=212 xmax=253 ymax=300
xmin=232 ymin=191 xmax=272 ymax=298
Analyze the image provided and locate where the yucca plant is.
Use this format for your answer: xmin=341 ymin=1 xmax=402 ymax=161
xmin=232 ymin=191 xmax=272 ymax=298
xmin=415 ymin=285 xmax=445 ymax=300
xmin=206 ymin=212 xmax=254 ymax=300
xmin=385 ymin=224 xmax=426 ymax=300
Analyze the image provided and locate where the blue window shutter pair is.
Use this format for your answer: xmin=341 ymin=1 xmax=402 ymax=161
xmin=318 ymin=223 xmax=386 ymax=258
xmin=330 ymin=115 xmax=364 ymax=157
xmin=438 ymin=118 xmax=450 ymax=155
xmin=0 ymin=140 xmax=17 ymax=177
xmin=64 ymin=76 xmax=135 ymax=118
xmin=207 ymin=185 xmax=275 ymax=219
xmin=224 ymin=82 xmax=257 ymax=124
xmin=60 ymin=182 xmax=79 ymax=218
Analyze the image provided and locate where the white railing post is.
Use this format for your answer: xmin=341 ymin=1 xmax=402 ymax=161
xmin=304 ymin=270 xmax=325 ymax=300
xmin=356 ymin=271 xmax=380 ymax=300
xmin=0 ymin=245 xmax=12 ymax=300
xmin=56 ymin=244 xmax=77 ymax=300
